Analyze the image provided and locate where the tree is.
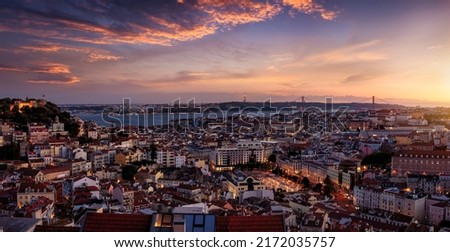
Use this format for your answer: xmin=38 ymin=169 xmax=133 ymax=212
xmin=67 ymin=120 xmax=80 ymax=138
xmin=287 ymin=149 xmax=300 ymax=157
xmin=323 ymin=176 xmax=333 ymax=186
xmin=272 ymin=165 xmax=282 ymax=176
xmin=301 ymin=177 xmax=311 ymax=189
xmin=150 ymin=144 xmax=157 ymax=162
xmin=323 ymin=176 xmax=336 ymax=197
xmin=78 ymin=135 xmax=94 ymax=145
xmin=268 ymin=153 xmax=277 ymax=163
xmin=117 ymin=131 xmax=128 ymax=138
xmin=313 ymin=183 xmax=323 ymax=193
xmin=361 ymin=152 xmax=392 ymax=170
xmin=132 ymin=160 xmax=155 ymax=166
xmin=247 ymin=153 xmax=257 ymax=170
xmin=0 ymin=143 xmax=20 ymax=160
xmin=121 ymin=165 xmax=138 ymax=181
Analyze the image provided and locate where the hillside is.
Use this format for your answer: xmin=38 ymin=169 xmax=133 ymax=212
xmin=0 ymin=98 xmax=79 ymax=137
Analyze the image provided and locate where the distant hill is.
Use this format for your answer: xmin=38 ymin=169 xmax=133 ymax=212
xmin=214 ymin=101 xmax=405 ymax=111
xmin=60 ymin=101 xmax=405 ymax=111
xmin=0 ymin=97 xmax=79 ymax=137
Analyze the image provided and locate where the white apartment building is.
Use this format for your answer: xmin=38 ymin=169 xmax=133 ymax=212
xmin=175 ymin=154 xmax=186 ymax=168
xmin=72 ymin=148 xmax=87 ymax=161
xmin=353 ymin=186 xmax=426 ymax=220
xmin=87 ymin=130 xmax=98 ymax=140
xmin=157 ymin=150 xmax=175 ymax=167
xmin=210 ymin=141 xmax=264 ymax=171
xmin=223 ymin=171 xmax=266 ymax=198
xmin=279 ymin=158 xmax=302 ymax=176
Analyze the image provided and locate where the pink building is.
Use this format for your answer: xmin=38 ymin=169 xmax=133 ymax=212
xmin=29 ymin=123 xmax=49 ymax=145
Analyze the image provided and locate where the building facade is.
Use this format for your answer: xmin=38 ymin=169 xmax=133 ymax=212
xmin=392 ymin=150 xmax=450 ymax=176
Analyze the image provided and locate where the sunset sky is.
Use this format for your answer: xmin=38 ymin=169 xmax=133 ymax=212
xmin=0 ymin=0 xmax=449 ymax=106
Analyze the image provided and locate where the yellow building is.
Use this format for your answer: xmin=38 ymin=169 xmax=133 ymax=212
xmin=395 ymin=135 xmax=412 ymax=146
xmin=17 ymin=181 xmax=55 ymax=208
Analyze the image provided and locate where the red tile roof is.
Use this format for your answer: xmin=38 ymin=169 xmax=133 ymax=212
xmin=34 ymin=226 xmax=81 ymax=232
xmin=83 ymin=213 xmax=152 ymax=232
xmin=216 ymin=215 xmax=284 ymax=232
xmin=86 ymin=186 xmax=100 ymax=191
xmin=19 ymin=168 xmax=40 ymax=178
xmin=48 ymin=139 xmax=68 ymax=144
xmin=18 ymin=181 xmax=51 ymax=193
xmin=40 ymin=165 xmax=70 ymax=175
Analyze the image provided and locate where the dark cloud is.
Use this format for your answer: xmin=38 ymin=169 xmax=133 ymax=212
xmin=341 ymin=74 xmax=374 ymax=84
xmin=137 ymin=69 xmax=255 ymax=87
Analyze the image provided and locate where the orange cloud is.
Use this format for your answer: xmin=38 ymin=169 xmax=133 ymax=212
xmin=27 ymin=76 xmax=81 ymax=85
xmin=129 ymin=18 xmax=218 ymax=45
xmin=41 ymin=64 xmax=71 ymax=74
xmin=19 ymin=42 xmax=121 ymax=62
xmin=20 ymin=44 xmax=63 ymax=52
xmin=0 ymin=62 xmax=80 ymax=85
xmin=282 ymin=0 xmax=338 ymax=20
xmin=0 ymin=63 xmax=70 ymax=74
xmin=0 ymin=0 xmax=337 ymax=47
xmin=197 ymin=0 xmax=282 ymax=26
xmin=87 ymin=53 xmax=121 ymax=62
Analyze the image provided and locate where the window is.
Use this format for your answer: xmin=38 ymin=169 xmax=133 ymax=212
xmin=154 ymin=214 xmax=173 ymax=228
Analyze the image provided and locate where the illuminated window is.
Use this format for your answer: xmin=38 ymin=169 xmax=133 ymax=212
xmin=154 ymin=214 xmax=173 ymax=228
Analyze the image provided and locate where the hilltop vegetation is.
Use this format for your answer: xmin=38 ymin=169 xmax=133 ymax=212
xmin=0 ymin=98 xmax=79 ymax=137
